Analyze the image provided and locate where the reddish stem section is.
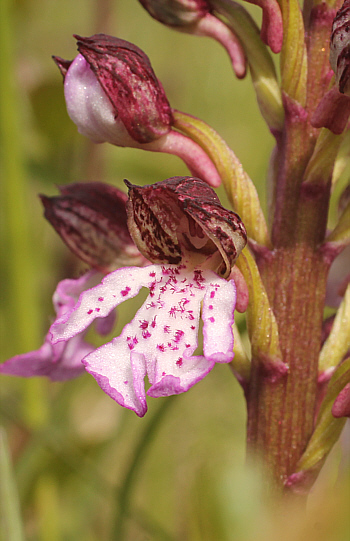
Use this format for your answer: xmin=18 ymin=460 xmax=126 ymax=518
xmin=245 ymin=3 xmax=339 ymax=488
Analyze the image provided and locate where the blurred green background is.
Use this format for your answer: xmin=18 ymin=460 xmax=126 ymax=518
xmin=0 ymin=0 xmax=349 ymax=539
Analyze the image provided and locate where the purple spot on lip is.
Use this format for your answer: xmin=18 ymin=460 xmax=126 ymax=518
xmin=209 ymin=305 xmax=213 ymax=310
xmin=124 ymin=380 xmax=128 ymax=384
xmin=210 ymin=291 xmax=215 ymax=298
xmin=209 ymin=317 xmax=215 ymax=322
xmin=176 ymin=357 xmax=183 ymax=366
xmin=87 ymin=309 xmax=93 ymax=314
xmin=95 ymin=307 xmax=100 ymax=312
xmin=98 ymin=297 xmax=104 ymax=302
xmin=121 ymin=287 xmax=131 ymax=296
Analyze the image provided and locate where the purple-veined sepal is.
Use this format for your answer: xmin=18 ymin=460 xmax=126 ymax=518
xmin=62 ymin=34 xmax=173 ymax=144
xmin=125 ymin=176 xmax=247 ymax=278
xmin=330 ymin=0 xmax=350 ymax=96
xmin=40 ymin=182 xmax=145 ymax=273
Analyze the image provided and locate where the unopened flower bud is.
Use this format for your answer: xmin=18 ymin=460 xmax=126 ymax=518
xmin=53 ymin=34 xmax=173 ymax=146
xmin=41 ymin=182 xmax=145 ymax=272
xmin=125 ymin=176 xmax=247 ymax=277
xmin=53 ymin=34 xmax=222 ymax=187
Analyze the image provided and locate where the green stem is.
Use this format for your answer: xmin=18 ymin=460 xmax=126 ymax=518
xmin=111 ymin=397 xmax=175 ymax=540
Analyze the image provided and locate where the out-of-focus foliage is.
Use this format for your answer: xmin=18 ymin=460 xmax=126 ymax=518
xmin=0 ymin=1 xmax=349 ymax=540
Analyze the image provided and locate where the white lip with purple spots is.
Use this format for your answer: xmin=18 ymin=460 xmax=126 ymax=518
xmin=50 ymin=264 xmax=236 ymax=416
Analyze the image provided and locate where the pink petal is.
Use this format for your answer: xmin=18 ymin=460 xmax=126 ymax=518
xmin=50 ymin=266 xmax=150 ymax=344
xmin=53 ymin=270 xmax=100 ymax=317
xmin=83 ymin=345 xmax=148 ymax=416
xmin=0 ymin=271 xmax=107 ymax=381
xmin=0 ymin=333 xmax=92 ymax=381
xmin=202 ymin=276 xmax=236 ymax=362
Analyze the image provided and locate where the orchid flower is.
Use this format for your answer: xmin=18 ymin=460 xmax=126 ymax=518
xmin=53 ymin=34 xmax=222 ymax=187
xmin=0 ymin=272 xmax=114 ymax=381
xmin=0 ymin=183 xmax=144 ymax=381
xmin=49 ymin=176 xmax=247 ymax=416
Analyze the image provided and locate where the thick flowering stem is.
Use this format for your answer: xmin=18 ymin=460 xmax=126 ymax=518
xmin=248 ymin=246 xmax=329 ymax=485
xmin=244 ymin=1 xmax=344 ymax=486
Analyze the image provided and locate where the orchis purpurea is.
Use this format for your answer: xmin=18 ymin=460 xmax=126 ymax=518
xmin=53 ymin=34 xmax=222 ymax=187
xmin=1 ymin=177 xmax=247 ymax=417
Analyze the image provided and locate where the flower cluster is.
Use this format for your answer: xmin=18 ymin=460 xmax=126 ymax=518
xmin=2 ymin=0 xmax=350 ymax=496
xmin=1 ymin=176 xmax=247 ymax=416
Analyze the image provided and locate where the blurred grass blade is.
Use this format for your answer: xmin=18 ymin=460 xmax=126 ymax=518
xmin=0 ymin=428 xmax=25 ymax=541
xmin=112 ymin=397 xmax=176 ymax=541
xmin=0 ymin=0 xmax=48 ymax=428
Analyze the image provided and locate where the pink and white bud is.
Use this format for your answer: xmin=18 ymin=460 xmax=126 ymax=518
xmin=54 ymin=34 xmax=173 ymax=146
xmin=54 ymin=35 xmax=222 ymax=187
